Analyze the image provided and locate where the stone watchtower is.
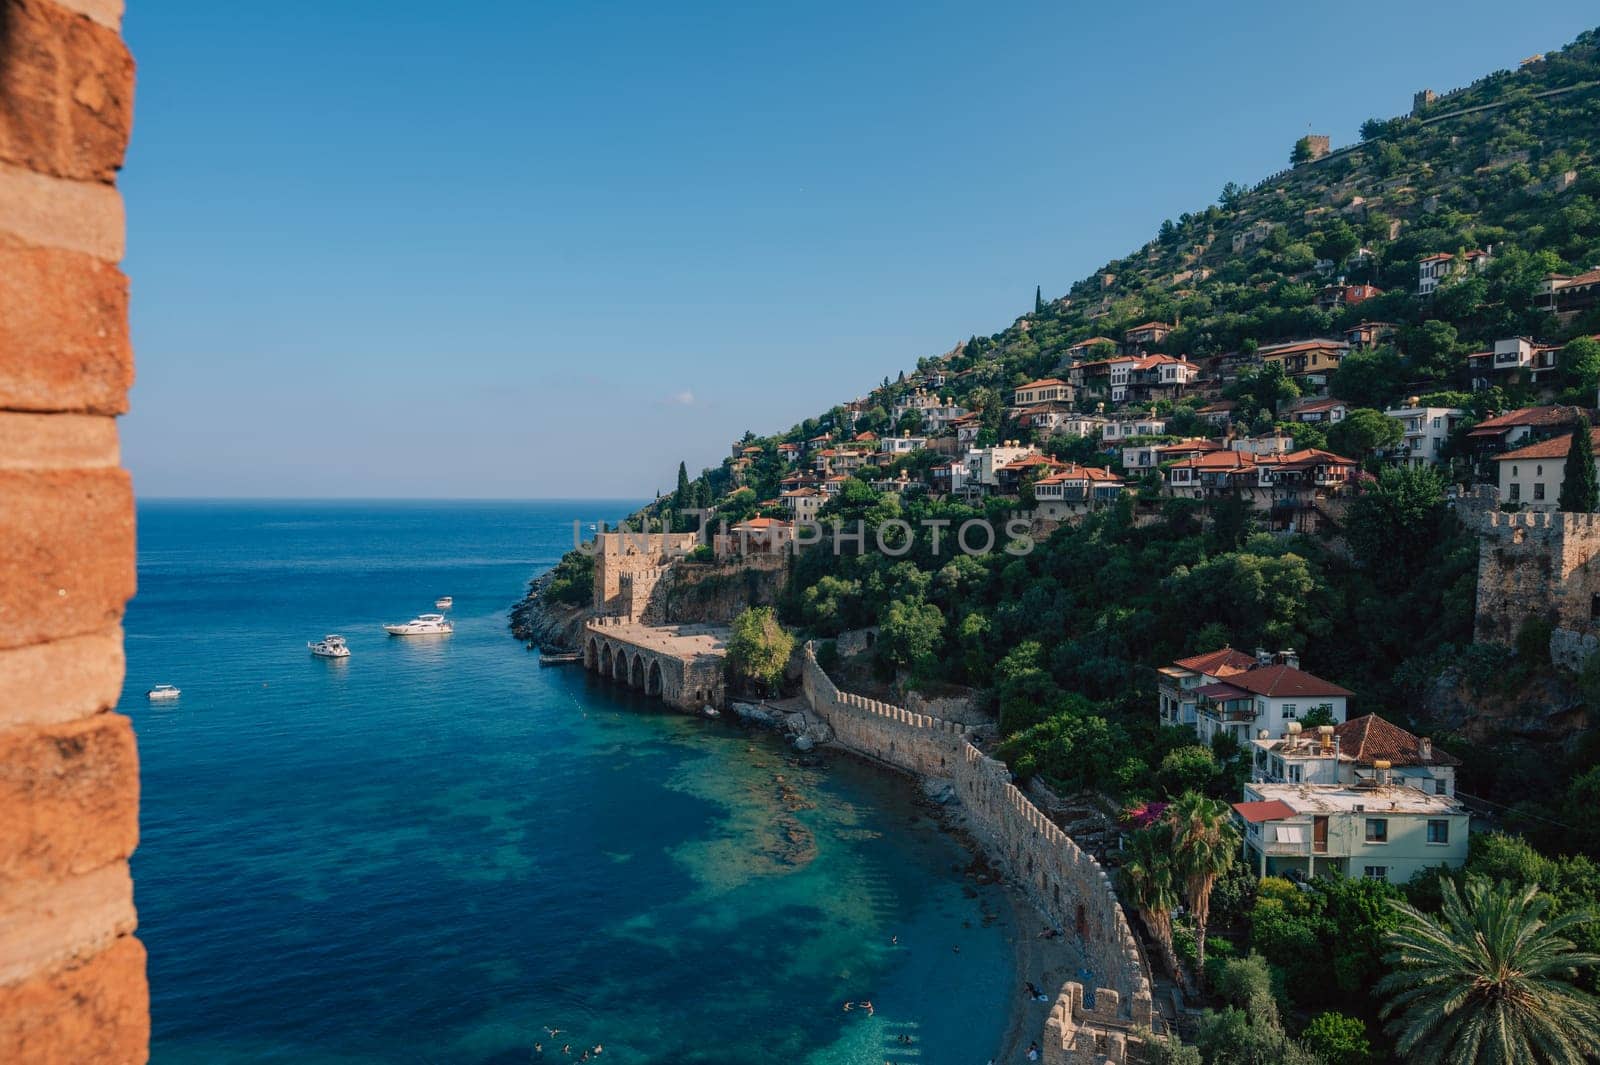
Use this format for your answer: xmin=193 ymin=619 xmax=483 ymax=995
xmin=1474 ymin=511 xmax=1600 ymax=645
xmin=591 ymin=530 xmax=698 ymax=617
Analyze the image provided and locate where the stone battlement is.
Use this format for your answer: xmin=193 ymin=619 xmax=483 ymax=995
xmin=799 ymin=644 xmax=1155 ymax=1061
xmin=1476 ymin=503 xmax=1600 ymax=645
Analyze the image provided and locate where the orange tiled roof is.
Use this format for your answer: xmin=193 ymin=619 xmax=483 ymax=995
xmin=1495 ymin=428 xmax=1600 ymax=462
xmin=1227 ymin=664 xmax=1353 ymax=700
xmin=1333 ymin=714 xmax=1461 ymax=767
xmin=1172 ymin=647 xmax=1258 ymax=676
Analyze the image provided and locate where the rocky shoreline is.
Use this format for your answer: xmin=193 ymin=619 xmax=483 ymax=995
xmin=508 ymin=571 xmax=588 ymax=650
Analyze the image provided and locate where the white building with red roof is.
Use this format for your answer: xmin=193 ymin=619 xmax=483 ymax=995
xmin=1162 ymin=647 xmax=1353 ymax=745
xmin=1250 ymin=714 xmax=1460 ymax=796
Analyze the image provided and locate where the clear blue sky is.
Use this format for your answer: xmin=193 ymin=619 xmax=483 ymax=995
xmin=121 ymin=1 xmax=1597 ymax=498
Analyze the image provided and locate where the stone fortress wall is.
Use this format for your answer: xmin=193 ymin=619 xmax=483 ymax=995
xmin=800 ymin=645 xmax=1155 ymax=1064
xmin=1475 ymin=510 xmax=1600 ymax=659
xmin=0 ymin=0 xmax=147 ymax=1060
xmin=591 ymin=531 xmax=699 ymax=615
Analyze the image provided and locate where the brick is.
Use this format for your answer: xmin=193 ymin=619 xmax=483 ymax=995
xmin=0 ymin=413 xmax=118 ymax=469
xmin=0 ymin=233 xmax=132 ymax=413
xmin=0 ymin=861 xmax=135 ymax=986
xmin=0 ymin=713 xmax=139 ymax=894
xmin=0 ymin=162 xmax=124 ymax=260
xmin=45 ymin=0 xmax=123 ymax=32
xmin=0 ymin=470 xmax=134 ymax=649
xmin=0 ymin=0 xmax=135 ymax=182
xmin=0 ymin=937 xmax=147 ymax=1064
xmin=0 ymin=627 xmax=124 ymax=729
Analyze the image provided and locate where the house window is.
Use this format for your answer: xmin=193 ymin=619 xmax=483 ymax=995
xmin=1316 ymin=703 xmax=1333 ymax=717
xmin=1537 ymin=465 xmax=1543 ymax=476
xmin=1363 ymin=866 xmax=1389 ymax=881
xmin=1365 ymin=818 xmax=1388 ymax=843
xmin=1288 ymin=765 xmax=1302 ymax=783
xmin=1427 ymin=820 xmax=1450 ymax=844
xmin=1282 ymin=703 xmax=1298 ymax=719
xmin=1435 ymin=779 xmax=1447 ymax=795
xmin=1535 ymin=484 xmax=1545 ymax=501
xmin=1510 ymin=483 xmax=1521 ymax=501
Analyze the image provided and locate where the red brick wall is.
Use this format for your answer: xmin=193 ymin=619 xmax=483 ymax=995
xmin=0 ymin=1 xmax=145 ymax=1061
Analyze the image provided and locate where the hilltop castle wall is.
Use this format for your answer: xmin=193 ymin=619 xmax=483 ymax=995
xmin=591 ymin=531 xmax=698 ymax=616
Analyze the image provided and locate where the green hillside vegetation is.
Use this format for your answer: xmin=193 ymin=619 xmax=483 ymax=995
xmin=585 ymin=28 xmax=1600 ymax=1063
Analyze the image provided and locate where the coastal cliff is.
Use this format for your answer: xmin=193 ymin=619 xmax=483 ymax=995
xmin=509 ymin=572 xmax=591 ymax=649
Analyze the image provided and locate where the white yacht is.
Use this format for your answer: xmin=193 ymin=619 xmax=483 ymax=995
xmin=434 ymin=596 xmax=453 ymax=609
xmin=308 ymin=634 xmax=351 ymax=658
xmin=147 ymin=684 xmax=181 ymax=701
xmin=383 ymin=613 xmax=453 ymax=636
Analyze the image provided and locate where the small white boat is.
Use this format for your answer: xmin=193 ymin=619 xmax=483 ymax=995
xmin=434 ymin=596 xmax=453 ymax=609
xmin=383 ymin=613 xmax=453 ymax=636
xmin=308 ymin=634 xmax=351 ymax=658
xmin=147 ymin=684 xmax=181 ymax=701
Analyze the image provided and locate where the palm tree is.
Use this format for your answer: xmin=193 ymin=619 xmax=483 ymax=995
xmin=1166 ymin=791 xmax=1238 ymax=980
xmin=1119 ymin=824 xmax=1183 ymax=984
xmin=1378 ymin=878 xmax=1600 ymax=1065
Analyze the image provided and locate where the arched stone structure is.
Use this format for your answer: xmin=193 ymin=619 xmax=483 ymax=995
xmin=581 ymin=620 xmax=727 ymax=710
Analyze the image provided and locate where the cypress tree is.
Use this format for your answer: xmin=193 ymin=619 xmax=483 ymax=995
xmin=674 ymin=461 xmax=690 ymax=506
xmin=1559 ymin=416 xmax=1598 ymax=512
xmin=1035 ymin=285 xmax=1044 ymax=314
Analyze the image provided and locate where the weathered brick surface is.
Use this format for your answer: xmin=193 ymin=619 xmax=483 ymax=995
xmin=0 ymin=936 xmax=146 ymax=1065
xmin=0 ymin=861 xmax=136 ymax=986
xmin=0 ymin=628 xmax=125 ymax=729
xmin=0 ymin=233 xmax=132 ymax=413
xmin=0 ymin=0 xmax=135 ymax=182
xmin=0 ymin=470 xmax=135 ymax=649
xmin=45 ymin=0 xmax=123 ymax=31
xmin=0 ymin=412 xmax=118 ymax=469
xmin=0 ymin=162 xmax=125 ymax=259
xmin=0 ymin=714 xmax=139 ymax=893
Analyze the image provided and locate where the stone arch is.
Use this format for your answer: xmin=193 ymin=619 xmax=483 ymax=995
xmin=646 ymin=659 xmax=663 ymax=696
xmin=612 ymin=647 xmax=628 ymax=682
xmin=599 ymin=641 xmax=613 ymax=676
xmin=630 ymin=653 xmax=646 ymax=689
xmin=585 ymin=635 xmax=599 ymax=669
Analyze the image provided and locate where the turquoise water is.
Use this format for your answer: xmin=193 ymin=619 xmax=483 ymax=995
xmin=123 ymin=501 xmax=1014 ymax=1064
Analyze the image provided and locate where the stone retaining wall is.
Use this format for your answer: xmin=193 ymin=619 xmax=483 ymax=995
xmin=799 ymin=644 xmax=1153 ymax=1061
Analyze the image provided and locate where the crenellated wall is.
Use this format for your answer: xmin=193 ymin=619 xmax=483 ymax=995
xmin=799 ymin=645 xmax=1154 ymax=1061
xmin=0 ymin=0 xmax=147 ymax=1061
xmin=1475 ymin=510 xmax=1600 ymax=645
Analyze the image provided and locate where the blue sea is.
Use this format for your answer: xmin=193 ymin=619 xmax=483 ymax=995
xmin=122 ymin=501 xmax=1014 ymax=1064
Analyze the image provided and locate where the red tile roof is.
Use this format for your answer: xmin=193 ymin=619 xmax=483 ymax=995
xmin=1227 ymin=664 xmax=1353 ymax=699
xmin=1173 ymin=647 xmax=1259 ymax=676
xmin=1494 ymin=428 xmax=1600 ymax=462
xmin=1126 ymin=321 xmax=1172 ymax=333
xmin=1333 ymin=714 xmax=1461 ymax=767
xmin=1017 ymin=378 xmax=1068 ymax=390
xmin=1468 ymin=405 xmax=1581 ymax=437
xmin=1233 ymin=799 xmax=1297 ymax=823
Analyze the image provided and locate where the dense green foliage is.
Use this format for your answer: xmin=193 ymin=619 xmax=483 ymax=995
xmin=542 ymin=551 xmax=594 ymax=607
xmin=725 ymin=607 xmax=795 ymax=694
xmin=1378 ymin=878 xmax=1600 ymax=1064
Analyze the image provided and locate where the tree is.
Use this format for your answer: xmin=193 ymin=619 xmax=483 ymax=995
xmin=1167 ymin=792 xmax=1239 ymax=980
xmin=726 ymin=607 xmax=795 ymax=695
xmin=1316 ymin=220 xmax=1360 ymax=266
xmin=1560 ymin=336 xmax=1600 ymax=397
xmin=1119 ymin=825 xmax=1183 ymax=982
xmin=1344 ymin=464 xmax=1447 ymax=581
xmin=1291 ymin=136 xmax=1316 ymax=165
xmin=1158 ymin=745 xmax=1219 ymax=798
xmin=1378 ymin=878 xmax=1600 ymax=1065
xmin=877 ymin=598 xmax=944 ymax=676
xmin=1220 ymin=181 xmax=1246 ymax=209
xmin=674 ymin=461 xmax=691 ymax=507
xmin=1035 ymin=285 xmax=1045 ymax=314
xmin=1326 ymin=408 xmax=1404 ymax=461
xmin=1559 ymin=416 xmax=1598 ymax=513
xmin=1302 ymin=1012 xmax=1373 ymax=1065
xmin=1332 ymin=345 xmax=1406 ymax=409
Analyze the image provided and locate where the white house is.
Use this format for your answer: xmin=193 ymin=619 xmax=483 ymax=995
xmin=1193 ymin=651 xmax=1352 ymax=746
xmin=781 ymin=487 xmax=824 ymax=524
xmin=1250 ymin=715 xmax=1459 ymax=797
xmin=1158 ymin=647 xmax=1259 ymax=729
xmin=1234 ymin=780 xmax=1469 ymax=884
xmin=964 ymin=442 xmax=1038 ymax=489
xmin=1418 ymin=248 xmax=1492 ymax=296
xmin=1102 ymin=417 xmax=1167 ymax=443
xmin=880 ymin=432 xmax=929 ymax=456
xmin=1384 ymin=404 xmax=1465 ymax=468
xmin=1495 ymin=427 xmax=1600 ymax=509
xmin=1012 ymin=377 xmax=1075 ymax=406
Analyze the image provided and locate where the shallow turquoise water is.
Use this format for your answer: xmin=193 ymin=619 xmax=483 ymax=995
xmin=123 ymin=501 xmax=1014 ymax=1064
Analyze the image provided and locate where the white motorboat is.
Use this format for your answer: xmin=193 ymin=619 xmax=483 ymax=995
xmin=383 ymin=613 xmax=453 ymax=636
xmin=147 ymin=684 xmax=181 ymax=701
xmin=434 ymin=596 xmax=453 ymax=609
xmin=308 ymin=634 xmax=351 ymax=658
